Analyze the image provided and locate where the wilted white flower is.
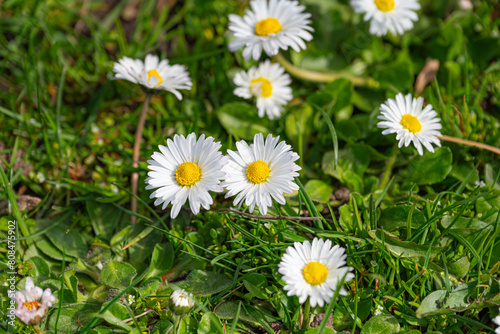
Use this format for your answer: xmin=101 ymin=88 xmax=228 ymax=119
xmin=493 ymin=309 xmax=500 ymax=334
xmin=350 ymin=0 xmax=420 ymax=36
xmin=374 ymin=304 xmax=384 ymax=315
xmin=112 ymin=54 xmax=192 ymax=99
xmin=233 ymin=60 xmax=293 ymax=120
xmin=278 ymin=238 xmax=355 ymax=307
xmin=15 ymin=277 xmax=56 ymax=326
xmin=222 ymin=133 xmax=301 ymax=215
xmin=127 ymin=294 xmax=136 ymax=305
xmin=377 ymin=93 xmax=442 ymax=155
xmin=228 ymin=0 xmax=314 ymax=61
xmin=146 ymin=133 xmax=227 ymax=218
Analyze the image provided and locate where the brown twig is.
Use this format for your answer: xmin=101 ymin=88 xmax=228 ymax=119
xmin=437 ymin=135 xmax=500 ymax=155
xmin=214 ymin=208 xmax=322 ymax=221
xmin=131 ymin=94 xmax=152 ymax=223
xmin=122 ymin=309 xmax=155 ymax=323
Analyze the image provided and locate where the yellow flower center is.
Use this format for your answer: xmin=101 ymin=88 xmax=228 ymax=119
xmin=246 ymin=160 xmax=271 ymax=184
xmin=147 ymin=69 xmax=163 ymax=86
xmin=255 ymin=18 xmax=282 ymax=36
xmin=23 ymin=301 xmax=41 ymax=311
xmin=302 ymin=261 xmax=328 ymax=285
xmin=250 ymin=77 xmax=273 ymax=97
xmin=400 ymin=114 xmax=422 ymax=134
xmin=374 ymin=0 xmax=395 ymax=12
xmin=175 ymin=162 xmax=201 ymax=187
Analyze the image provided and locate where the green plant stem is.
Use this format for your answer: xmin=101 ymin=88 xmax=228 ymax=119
xmin=302 ymin=299 xmax=312 ymax=330
xmin=131 ymin=94 xmax=152 ymax=224
xmin=33 ymin=325 xmax=44 ymax=334
xmin=274 ymin=53 xmax=380 ymax=88
xmin=380 ymin=149 xmax=397 ymax=189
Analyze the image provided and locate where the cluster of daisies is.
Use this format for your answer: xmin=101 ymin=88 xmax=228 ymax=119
xmin=145 ymin=132 xmax=300 ymax=218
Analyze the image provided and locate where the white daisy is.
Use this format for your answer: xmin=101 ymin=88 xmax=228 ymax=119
xmin=112 ymin=54 xmax=192 ymax=99
xmin=146 ymin=133 xmax=228 ymax=218
xmin=222 ymin=133 xmax=301 ymax=215
xmin=350 ymin=0 xmax=420 ymax=36
xmin=170 ymin=289 xmax=195 ymax=308
xmin=228 ymin=0 xmax=314 ymax=61
xmin=233 ymin=60 xmax=293 ymax=120
xmin=278 ymin=238 xmax=355 ymax=308
xmin=493 ymin=312 xmax=500 ymax=334
xmin=377 ymin=93 xmax=442 ymax=155
xmin=15 ymin=277 xmax=56 ymax=326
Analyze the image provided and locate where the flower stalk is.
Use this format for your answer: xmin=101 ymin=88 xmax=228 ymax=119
xmin=274 ymin=53 xmax=380 ymax=88
xmin=437 ymin=135 xmax=500 ymax=155
xmin=33 ymin=325 xmax=44 ymax=334
xmin=131 ymin=94 xmax=152 ymax=223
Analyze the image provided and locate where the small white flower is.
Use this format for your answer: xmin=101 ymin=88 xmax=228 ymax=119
xmin=494 ymin=310 xmax=500 ymax=334
xmin=222 ymin=133 xmax=301 ymax=215
xmin=170 ymin=289 xmax=195 ymax=308
xmin=233 ymin=60 xmax=293 ymax=120
xmin=374 ymin=304 xmax=384 ymax=315
xmin=36 ymin=172 xmax=46 ymax=184
xmin=350 ymin=0 xmax=420 ymax=36
xmin=146 ymin=133 xmax=228 ymax=219
xmin=228 ymin=0 xmax=314 ymax=61
xmin=278 ymin=238 xmax=354 ymax=308
xmin=127 ymin=294 xmax=136 ymax=305
xmin=112 ymin=54 xmax=192 ymax=99
xmin=15 ymin=277 xmax=56 ymax=326
xmin=377 ymin=93 xmax=442 ymax=155
xmin=475 ymin=180 xmax=486 ymax=188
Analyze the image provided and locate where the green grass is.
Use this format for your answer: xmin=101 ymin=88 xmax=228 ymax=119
xmin=1 ymin=0 xmax=500 ymax=333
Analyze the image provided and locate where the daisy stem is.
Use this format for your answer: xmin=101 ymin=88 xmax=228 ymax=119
xmin=437 ymin=135 xmax=500 ymax=155
xmin=131 ymin=93 xmax=152 ymax=224
xmin=274 ymin=53 xmax=380 ymax=88
xmin=380 ymin=149 xmax=397 ymax=189
xmin=33 ymin=325 xmax=44 ymax=334
xmin=302 ymin=299 xmax=312 ymax=329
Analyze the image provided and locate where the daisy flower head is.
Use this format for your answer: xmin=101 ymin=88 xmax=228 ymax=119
xmin=222 ymin=133 xmax=301 ymax=215
xmin=233 ymin=60 xmax=293 ymax=120
xmin=169 ymin=289 xmax=195 ymax=315
xmin=145 ymin=133 xmax=228 ymax=219
xmin=278 ymin=238 xmax=355 ymax=308
xmin=112 ymin=54 xmax=192 ymax=99
xmin=228 ymin=0 xmax=314 ymax=61
xmin=377 ymin=93 xmax=442 ymax=155
xmin=350 ymin=0 xmax=420 ymax=36
xmin=15 ymin=277 xmax=56 ymax=326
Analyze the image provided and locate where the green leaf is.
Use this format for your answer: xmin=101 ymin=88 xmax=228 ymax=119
xmin=135 ymin=277 xmax=162 ymax=297
xmin=48 ymin=302 xmax=101 ymax=333
xmin=143 ymin=243 xmax=174 ymax=280
xmin=86 ymin=201 xmax=123 ymax=240
xmin=216 ymin=102 xmax=271 ymax=140
xmin=368 ymin=230 xmax=444 ymax=258
xmin=198 ymin=312 xmax=224 ymax=334
xmin=304 ymin=179 xmax=333 ymax=203
xmin=374 ymin=59 xmax=413 ymax=91
xmin=100 ymin=261 xmax=137 ymax=289
xmin=305 ymin=328 xmax=336 ymax=334
xmin=174 ymin=270 xmax=232 ymax=296
xmin=325 ymin=78 xmax=353 ymax=118
xmin=378 ymin=205 xmax=426 ymax=231
xmin=242 ymin=273 xmax=268 ymax=299
xmin=285 ymin=103 xmax=315 ymax=149
xmin=30 ymin=256 xmax=50 ymax=277
xmin=405 ymin=147 xmax=453 ymax=185
xmin=360 ymin=314 xmax=400 ymax=334
xmin=447 ymin=257 xmax=470 ymax=279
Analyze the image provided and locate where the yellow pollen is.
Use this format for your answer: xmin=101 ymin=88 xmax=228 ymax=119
xmin=302 ymin=261 xmax=328 ymax=285
xmin=175 ymin=162 xmax=201 ymax=187
xmin=374 ymin=0 xmax=395 ymax=12
xmin=250 ymin=77 xmax=273 ymax=97
xmin=255 ymin=18 xmax=282 ymax=36
xmin=400 ymin=114 xmax=422 ymax=134
xmin=246 ymin=160 xmax=271 ymax=184
xmin=147 ymin=69 xmax=163 ymax=86
xmin=23 ymin=301 xmax=41 ymax=311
